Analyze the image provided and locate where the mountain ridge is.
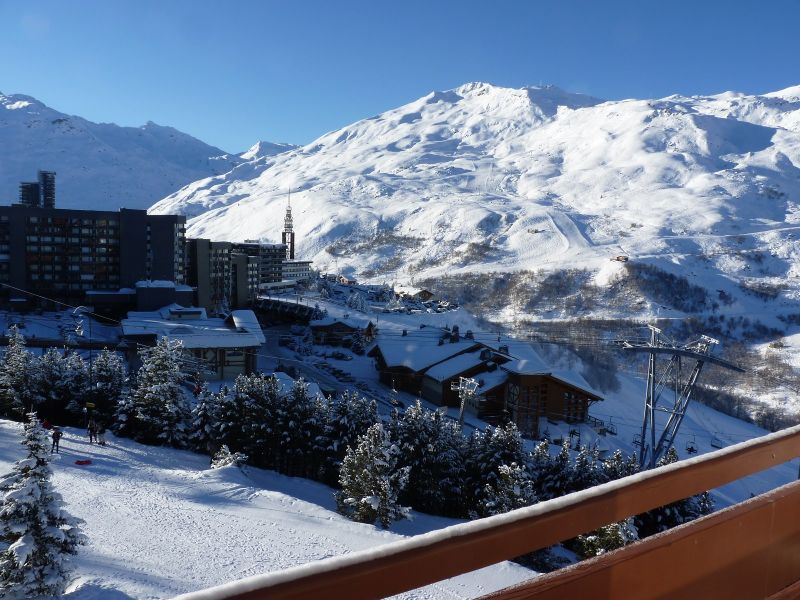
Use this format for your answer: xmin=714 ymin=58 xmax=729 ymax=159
xmin=0 ymin=92 xmax=292 ymax=210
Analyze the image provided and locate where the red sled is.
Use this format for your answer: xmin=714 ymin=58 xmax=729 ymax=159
xmin=74 ymin=460 xmax=92 ymax=466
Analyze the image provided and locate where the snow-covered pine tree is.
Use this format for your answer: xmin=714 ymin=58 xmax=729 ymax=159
xmin=30 ymin=349 xmax=67 ymax=422
xmin=277 ymin=379 xmax=324 ymax=477
xmin=210 ymin=445 xmax=248 ymax=469
xmin=60 ymin=352 xmax=89 ymax=424
xmin=229 ymin=373 xmax=282 ymax=468
xmin=465 ymin=422 xmax=529 ymax=516
xmin=475 ymin=462 xmax=537 ymax=518
xmin=83 ymin=349 xmax=126 ymax=423
xmin=189 ymin=384 xmax=222 ymax=455
xmin=336 ymin=423 xmax=410 ymax=528
xmin=529 ymin=438 xmax=574 ymax=501
xmin=572 ymin=518 xmax=639 ymax=559
xmin=389 ymin=401 xmax=466 ymax=517
xmin=569 ymin=445 xmax=606 ymax=494
xmin=0 ymin=414 xmax=86 ymax=598
xmin=0 ymin=326 xmax=35 ymax=420
xmin=119 ymin=338 xmax=190 ymax=447
xmin=317 ymin=391 xmax=378 ymax=486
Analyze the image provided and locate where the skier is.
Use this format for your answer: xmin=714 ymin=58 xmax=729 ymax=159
xmin=87 ymin=420 xmax=97 ymax=444
xmin=51 ymin=428 xmax=63 ymax=453
xmin=97 ymin=422 xmax=107 ymax=446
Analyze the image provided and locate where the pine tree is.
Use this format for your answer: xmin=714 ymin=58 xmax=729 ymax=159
xmin=210 ymin=445 xmax=248 ymax=469
xmin=465 ymin=423 xmax=529 ymax=515
xmin=60 ymin=352 xmax=90 ymax=425
xmin=318 ymin=391 xmax=377 ymax=485
xmin=30 ymin=349 xmax=68 ymax=422
xmin=189 ymin=384 xmax=222 ymax=455
xmin=389 ymin=401 xmax=466 ymax=517
xmin=530 ymin=439 xmax=574 ymax=501
xmin=476 ymin=462 xmax=537 ymax=518
xmin=83 ymin=349 xmax=126 ymax=423
xmin=0 ymin=326 xmax=35 ymax=420
xmin=336 ymin=423 xmax=410 ymax=528
xmin=117 ymin=338 xmax=190 ymax=447
xmin=0 ymin=414 xmax=86 ymax=598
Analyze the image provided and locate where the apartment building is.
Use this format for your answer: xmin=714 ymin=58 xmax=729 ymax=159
xmin=0 ymin=205 xmax=186 ymax=307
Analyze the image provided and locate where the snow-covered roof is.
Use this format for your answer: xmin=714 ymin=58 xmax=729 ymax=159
xmin=272 ymin=371 xmax=322 ymax=399
xmin=424 ymin=351 xmax=485 ymax=382
xmin=122 ymin=306 xmax=263 ymax=349
xmin=476 ymin=369 xmax=508 ymax=393
xmin=228 ymin=310 xmax=266 ymax=344
xmin=371 ymin=338 xmax=481 ymax=371
xmin=309 ymin=316 xmax=372 ymax=330
xmin=135 ymin=280 xmax=193 ymax=291
xmin=501 ymin=356 xmax=551 ymax=375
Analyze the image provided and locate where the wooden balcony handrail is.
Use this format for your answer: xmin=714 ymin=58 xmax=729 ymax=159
xmin=176 ymin=424 xmax=800 ymax=600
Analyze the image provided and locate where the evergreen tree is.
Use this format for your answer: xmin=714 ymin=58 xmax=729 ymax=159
xmin=572 ymin=518 xmax=639 ymax=559
xmin=276 ymin=379 xmax=323 ymax=477
xmin=475 ymin=462 xmax=537 ymax=518
xmin=189 ymin=384 xmax=222 ymax=455
xmin=116 ymin=338 xmax=190 ymax=447
xmin=210 ymin=445 xmax=248 ymax=469
xmin=530 ymin=439 xmax=574 ymax=501
xmin=317 ymin=391 xmax=377 ymax=485
xmin=465 ymin=423 xmax=528 ymax=515
xmin=30 ymin=349 xmax=68 ymax=422
xmin=336 ymin=423 xmax=410 ymax=528
xmin=60 ymin=352 xmax=90 ymax=425
xmin=389 ymin=401 xmax=466 ymax=517
xmin=0 ymin=414 xmax=85 ymax=598
xmin=84 ymin=349 xmax=126 ymax=423
xmin=0 ymin=327 xmax=35 ymax=420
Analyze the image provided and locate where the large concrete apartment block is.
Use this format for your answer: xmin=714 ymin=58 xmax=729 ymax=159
xmin=0 ymin=204 xmax=185 ymax=307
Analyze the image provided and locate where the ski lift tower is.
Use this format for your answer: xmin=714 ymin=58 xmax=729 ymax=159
xmin=622 ymin=325 xmax=744 ymax=470
xmin=451 ymin=377 xmax=479 ymax=427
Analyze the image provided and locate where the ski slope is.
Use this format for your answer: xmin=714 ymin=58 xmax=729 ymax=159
xmin=0 ymin=421 xmax=531 ymax=599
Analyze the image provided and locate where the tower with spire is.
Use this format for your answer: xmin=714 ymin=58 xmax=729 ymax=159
xmin=282 ymin=192 xmax=295 ymax=260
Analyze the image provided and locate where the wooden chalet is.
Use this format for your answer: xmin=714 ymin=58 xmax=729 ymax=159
xmin=309 ymin=317 xmax=376 ymax=347
xmin=367 ymin=333 xmax=483 ymax=394
xmin=500 ymin=357 xmax=603 ymax=439
xmin=420 ymin=347 xmax=511 ymax=407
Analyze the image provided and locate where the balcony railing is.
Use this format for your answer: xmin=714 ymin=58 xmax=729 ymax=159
xmin=176 ymin=424 xmax=800 ymax=600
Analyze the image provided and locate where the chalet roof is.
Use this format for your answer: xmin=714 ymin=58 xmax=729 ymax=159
xmin=122 ymin=306 xmax=264 ymax=349
xmin=476 ymin=369 xmax=508 ymax=393
xmin=228 ymin=310 xmax=266 ymax=344
xmin=424 ymin=351 xmax=486 ymax=382
xmin=310 ymin=316 xmax=373 ymax=330
xmin=369 ymin=337 xmax=482 ymax=372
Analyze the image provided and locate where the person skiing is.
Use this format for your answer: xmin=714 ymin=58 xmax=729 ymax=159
xmin=87 ymin=420 xmax=97 ymax=444
xmin=51 ymin=428 xmax=63 ymax=453
xmin=97 ymin=422 xmax=107 ymax=446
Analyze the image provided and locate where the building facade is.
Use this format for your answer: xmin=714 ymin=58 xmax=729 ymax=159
xmin=0 ymin=205 xmax=185 ymax=307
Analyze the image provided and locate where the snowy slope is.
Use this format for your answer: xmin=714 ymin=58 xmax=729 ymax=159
xmin=0 ymin=93 xmax=292 ymax=210
xmin=149 ymin=82 xmax=800 ymax=329
xmin=0 ymin=420 xmax=531 ymax=599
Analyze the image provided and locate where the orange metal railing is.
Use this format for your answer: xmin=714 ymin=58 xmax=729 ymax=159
xmin=176 ymin=424 xmax=800 ymax=600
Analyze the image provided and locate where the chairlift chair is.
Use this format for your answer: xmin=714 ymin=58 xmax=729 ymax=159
xmin=632 ymin=433 xmax=642 ymax=447
xmin=685 ymin=435 xmax=698 ymax=455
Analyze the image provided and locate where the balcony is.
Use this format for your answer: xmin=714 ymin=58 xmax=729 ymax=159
xmin=177 ymin=424 xmax=800 ymax=600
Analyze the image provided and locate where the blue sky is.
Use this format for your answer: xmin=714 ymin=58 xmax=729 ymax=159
xmin=1 ymin=0 xmax=799 ymax=152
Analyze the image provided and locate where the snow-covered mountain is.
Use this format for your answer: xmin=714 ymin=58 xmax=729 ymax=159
xmin=0 ymin=92 xmax=292 ymax=210
xmin=149 ymin=82 xmax=800 ymax=319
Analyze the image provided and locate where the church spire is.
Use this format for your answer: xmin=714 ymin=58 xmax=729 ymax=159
xmin=282 ymin=189 xmax=295 ymax=260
